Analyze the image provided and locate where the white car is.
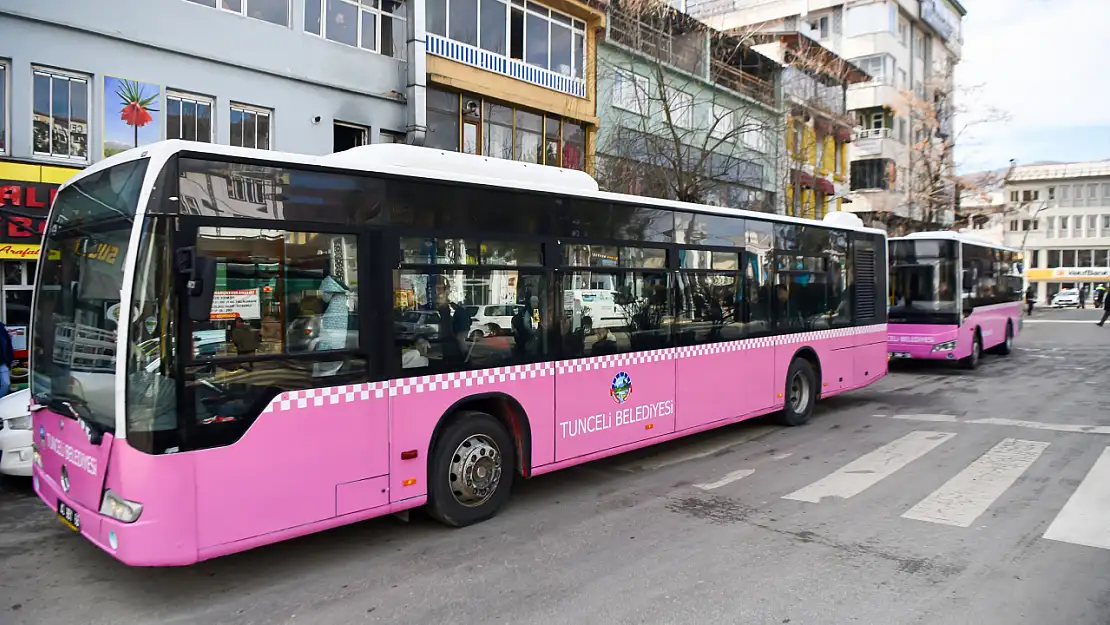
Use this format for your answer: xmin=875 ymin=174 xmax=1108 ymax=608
xmin=1051 ymin=288 xmax=1081 ymax=308
xmin=0 ymin=389 xmax=32 ymax=477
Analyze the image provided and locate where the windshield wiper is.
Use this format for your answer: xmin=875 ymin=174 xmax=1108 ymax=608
xmin=32 ymin=393 xmax=110 ymax=445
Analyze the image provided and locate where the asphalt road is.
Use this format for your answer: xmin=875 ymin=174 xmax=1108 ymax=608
xmin=3 ymin=308 xmax=1110 ymax=625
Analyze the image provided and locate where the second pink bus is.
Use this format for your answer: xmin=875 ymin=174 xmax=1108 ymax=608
xmin=887 ymin=233 xmax=1023 ymax=369
xmin=31 ymin=141 xmax=889 ymax=566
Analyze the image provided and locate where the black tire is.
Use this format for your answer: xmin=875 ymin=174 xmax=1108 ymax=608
xmin=989 ymin=322 xmax=1013 ymax=356
xmin=961 ymin=332 xmax=982 ymax=370
xmin=427 ymin=411 xmax=515 ymax=527
xmin=777 ymin=358 xmax=818 ymax=427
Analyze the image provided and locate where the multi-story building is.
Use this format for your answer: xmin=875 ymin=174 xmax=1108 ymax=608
xmin=683 ymin=0 xmax=967 ymax=231
xmin=1003 ymin=161 xmax=1110 ymax=304
xmin=595 ymin=3 xmax=782 ymax=212
xmin=956 ymin=190 xmax=1005 ymax=245
xmin=749 ymin=31 xmax=868 ymax=219
xmin=0 ymin=0 xmax=408 ymax=386
xmin=420 ymin=0 xmax=603 ymax=171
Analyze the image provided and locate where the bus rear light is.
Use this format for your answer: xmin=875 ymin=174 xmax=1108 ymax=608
xmin=401 ymin=449 xmax=418 ymax=460
xmin=100 ymin=489 xmax=143 ymax=523
xmin=402 ymin=478 xmax=417 ymax=487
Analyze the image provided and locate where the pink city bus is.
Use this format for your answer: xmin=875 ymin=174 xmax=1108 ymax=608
xmin=31 ymin=141 xmax=889 ymax=566
xmin=887 ymin=233 xmax=1024 ymax=369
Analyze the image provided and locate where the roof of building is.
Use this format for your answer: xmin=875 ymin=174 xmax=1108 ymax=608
xmin=743 ymin=31 xmax=871 ymax=84
xmin=1007 ymin=160 xmax=1110 ymax=183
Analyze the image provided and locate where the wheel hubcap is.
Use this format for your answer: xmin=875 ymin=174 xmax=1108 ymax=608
xmin=449 ymin=434 xmax=502 ymax=507
xmin=789 ymin=372 xmax=810 ymax=414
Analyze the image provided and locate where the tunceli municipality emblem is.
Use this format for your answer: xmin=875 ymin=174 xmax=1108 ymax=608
xmin=610 ymin=372 xmax=632 ymax=404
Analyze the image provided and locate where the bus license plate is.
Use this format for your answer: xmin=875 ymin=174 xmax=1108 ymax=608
xmin=891 ymin=352 xmax=912 ymax=359
xmin=58 ymin=501 xmax=80 ymax=532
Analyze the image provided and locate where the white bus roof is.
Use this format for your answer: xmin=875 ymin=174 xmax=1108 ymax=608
xmin=68 ymin=140 xmax=887 ymax=236
xmin=890 ymin=231 xmax=1022 ymax=254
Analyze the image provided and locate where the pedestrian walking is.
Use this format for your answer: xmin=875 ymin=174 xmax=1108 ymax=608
xmin=1079 ymin=283 xmax=1087 ymax=309
xmin=1098 ymin=288 xmax=1110 ymax=327
xmin=1025 ymin=285 xmax=1036 ymax=316
xmin=0 ymin=322 xmax=13 ymax=397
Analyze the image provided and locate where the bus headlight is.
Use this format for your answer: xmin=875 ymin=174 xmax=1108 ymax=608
xmin=100 ymin=489 xmax=143 ymax=523
xmin=32 ymin=444 xmax=42 ymax=469
xmin=4 ymin=415 xmax=31 ymax=430
xmin=932 ymin=341 xmax=957 ymax=352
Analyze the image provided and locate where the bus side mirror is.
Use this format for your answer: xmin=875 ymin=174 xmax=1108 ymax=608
xmin=176 ymin=247 xmax=217 ymax=322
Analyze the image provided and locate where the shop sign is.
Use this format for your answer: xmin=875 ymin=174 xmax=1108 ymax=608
xmin=0 ymin=181 xmax=54 ymax=243
xmin=920 ymin=0 xmax=960 ymax=42
xmin=0 ymin=244 xmax=40 ymax=260
xmin=1027 ymin=267 xmax=1110 ymax=281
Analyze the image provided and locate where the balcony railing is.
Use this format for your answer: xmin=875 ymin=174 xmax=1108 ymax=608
xmin=856 ymin=127 xmax=891 ymax=139
xmin=711 ymin=60 xmax=776 ymax=106
xmin=608 ymin=9 xmax=706 ymax=78
xmin=781 ymin=67 xmax=846 ymax=115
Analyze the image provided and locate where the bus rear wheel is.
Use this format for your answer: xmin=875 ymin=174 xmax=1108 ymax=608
xmin=427 ymin=411 xmax=515 ymax=527
xmin=777 ymin=358 xmax=817 ymax=427
xmin=989 ymin=322 xmax=1013 ymax=356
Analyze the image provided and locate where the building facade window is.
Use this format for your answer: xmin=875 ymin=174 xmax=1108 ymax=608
xmin=1045 ymin=216 xmax=1055 ymax=238
xmin=184 ymin=0 xmax=291 ymax=26
xmin=425 ymin=86 xmax=586 ymax=169
xmin=166 ymin=92 xmax=215 ymax=142
xmin=428 ymin=0 xmax=586 ymax=79
xmin=852 ymin=54 xmax=895 ymax=85
xmin=667 ymin=88 xmax=693 ymax=128
xmin=32 ymin=67 xmax=90 ymax=161
xmin=230 ymin=104 xmax=272 ymax=149
xmin=710 ymin=104 xmax=732 ymax=138
xmin=0 ymin=60 xmax=7 ymax=154
xmin=305 ymin=0 xmax=406 ymax=59
xmin=613 ymin=70 xmax=648 ymax=115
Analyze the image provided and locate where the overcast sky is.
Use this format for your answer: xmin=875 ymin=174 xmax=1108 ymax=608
xmin=956 ymin=0 xmax=1110 ymax=172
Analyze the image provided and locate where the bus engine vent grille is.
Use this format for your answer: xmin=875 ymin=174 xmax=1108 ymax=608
xmin=855 ymin=248 xmax=876 ymax=320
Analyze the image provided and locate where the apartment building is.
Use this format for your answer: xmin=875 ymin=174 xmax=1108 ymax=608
xmin=595 ymin=3 xmax=782 ymax=211
xmin=683 ymin=0 xmax=966 ymax=231
xmin=421 ymin=0 xmax=603 ymax=171
xmin=1003 ymin=161 xmax=1110 ymax=304
xmin=751 ymin=31 xmax=868 ymax=219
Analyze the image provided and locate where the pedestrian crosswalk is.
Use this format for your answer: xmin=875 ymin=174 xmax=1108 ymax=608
xmin=673 ymin=429 xmax=1110 ymax=552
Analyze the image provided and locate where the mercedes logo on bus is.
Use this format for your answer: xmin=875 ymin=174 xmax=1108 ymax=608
xmin=60 ymin=466 xmax=70 ymax=493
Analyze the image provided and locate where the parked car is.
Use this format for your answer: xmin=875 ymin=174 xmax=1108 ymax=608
xmin=0 ymin=389 xmax=32 ymax=477
xmin=1051 ymin=288 xmax=1081 ymax=308
xmin=464 ymin=304 xmax=523 ymax=340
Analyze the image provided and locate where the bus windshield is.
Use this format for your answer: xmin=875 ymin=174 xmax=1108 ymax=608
xmin=889 ymin=239 xmax=958 ymax=323
xmin=30 ymin=159 xmax=149 ymax=434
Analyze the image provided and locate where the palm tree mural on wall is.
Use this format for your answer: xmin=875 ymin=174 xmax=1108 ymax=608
xmin=103 ymin=76 xmax=161 ymax=158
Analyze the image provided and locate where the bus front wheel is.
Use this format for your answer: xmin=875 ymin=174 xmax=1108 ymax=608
xmin=777 ymin=358 xmax=817 ymax=427
xmin=961 ymin=332 xmax=982 ymax=370
xmin=427 ymin=411 xmax=515 ymax=527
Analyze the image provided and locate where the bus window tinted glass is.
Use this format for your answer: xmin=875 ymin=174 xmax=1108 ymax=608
xmin=394 ymin=270 xmax=548 ymax=370
xmin=675 ymin=213 xmax=745 ymax=247
xmin=673 ymin=272 xmax=740 ymax=344
xmin=562 ymin=271 xmax=670 ymax=356
xmin=889 ymin=239 xmax=958 ymax=320
xmin=193 ymin=228 xmax=360 ymax=358
xmin=177 ymin=159 xmax=387 ymax=225
xmin=775 ymin=255 xmax=829 ymax=331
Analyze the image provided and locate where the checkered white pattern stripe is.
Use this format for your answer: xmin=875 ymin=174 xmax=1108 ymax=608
xmin=261 ymin=324 xmax=887 ymax=412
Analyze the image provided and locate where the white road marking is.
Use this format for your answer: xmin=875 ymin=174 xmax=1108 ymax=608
xmin=1044 ymin=446 xmax=1110 ymax=550
xmin=771 ymin=452 xmax=794 ymax=461
xmin=871 ymin=414 xmax=1110 ymax=435
xmin=694 ymin=469 xmax=756 ymax=491
xmin=782 ymin=431 xmax=956 ymax=503
xmin=622 ymin=424 xmax=779 ymax=471
xmin=892 ymin=414 xmax=959 ymax=423
xmin=1024 ymin=319 xmax=1102 ymax=324
xmin=965 ymin=418 xmax=1110 ymax=436
xmin=902 ymin=438 xmax=1048 ymax=527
